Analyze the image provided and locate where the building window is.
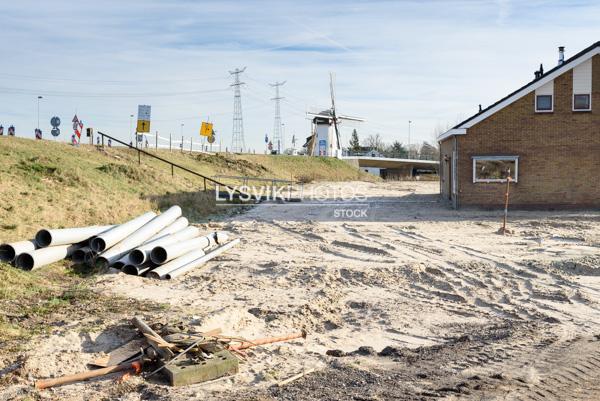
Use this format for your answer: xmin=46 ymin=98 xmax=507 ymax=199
xmin=573 ymin=94 xmax=591 ymax=111
xmin=472 ymin=156 xmax=518 ymax=183
xmin=535 ymin=95 xmax=553 ymax=112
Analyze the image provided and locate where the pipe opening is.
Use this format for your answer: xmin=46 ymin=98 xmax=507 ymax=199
xmin=112 ymin=261 xmax=125 ymax=269
xmin=94 ymin=257 xmax=109 ymax=269
xmin=35 ymin=230 xmax=53 ymax=247
xmin=16 ymin=254 xmax=34 ymax=270
xmin=129 ymin=250 xmax=145 ymax=265
xmin=71 ymin=249 xmax=88 ymax=264
xmin=0 ymin=244 xmax=16 ymax=262
xmin=122 ymin=265 xmax=139 ymax=275
xmin=146 ymin=271 xmax=160 ymax=280
xmin=84 ymin=252 xmax=95 ymax=265
xmin=150 ymin=247 xmax=168 ymax=264
xmin=90 ymin=237 xmax=106 ymax=253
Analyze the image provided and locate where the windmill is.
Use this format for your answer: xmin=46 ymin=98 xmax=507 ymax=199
xmin=305 ymin=73 xmax=364 ymax=157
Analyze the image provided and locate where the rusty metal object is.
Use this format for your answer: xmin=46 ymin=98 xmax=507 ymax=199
xmin=35 ymin=360 xmax=142 ymax=390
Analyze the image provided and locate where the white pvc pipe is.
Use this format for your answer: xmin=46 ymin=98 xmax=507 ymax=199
xmin=90 ymin=212 xmax=156 ymax=253
xmin=113 ymin=220 xmax=192 ymax=267
xmin=71 ymin=246 xmax=92 ymax=264
xmin=149 ymin=234 xmax=214 ymax=265
xmin=95 ymin=206 xmax=182 ymax=267
xmin=215 ymin=231 xmax=229 ymax=244
xmin=16 ymin=244 xmax=80 ymax=271
xmin=146 ymin=248 xmax=207 ymax=280
xmin=0 ymin=240 xmax=37 ymax=263
xmin=129 ymin=226 xmax=200 ymax=265
xmin=35 ymin=225 xmax=115 ymax=248
xmin=145 ymin=217 xmax=189 ymax=243
xmin=165 ymin=239 xmax=240 ymax=280
xmin=112 ymin=255 xmax=129 ymax=269
xmin=122 ymin=262 xmax=154 ymax=276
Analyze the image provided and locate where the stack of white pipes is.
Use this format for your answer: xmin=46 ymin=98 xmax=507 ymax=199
xmin=0 ymin=224 xmax=115 ymax=270
xmin=0 ymin=205 xmax=239 ymax=279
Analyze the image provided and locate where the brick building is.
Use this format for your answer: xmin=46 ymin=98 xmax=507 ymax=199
xmin=438 ymin=42 xmax=599 ymax=209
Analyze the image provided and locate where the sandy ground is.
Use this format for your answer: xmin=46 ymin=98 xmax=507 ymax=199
xmin=3 ymin=181 xmax=600 ymax=400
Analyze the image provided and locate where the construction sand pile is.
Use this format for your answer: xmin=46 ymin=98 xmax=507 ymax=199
xmin=4 ymin=181 xmax=600 ymax=400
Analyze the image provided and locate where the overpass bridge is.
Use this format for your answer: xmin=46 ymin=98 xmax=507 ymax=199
xmin=341 ymin=156 xmax=439 ymax=179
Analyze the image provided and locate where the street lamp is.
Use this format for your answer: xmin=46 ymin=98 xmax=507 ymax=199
xmin=37 ymin=96 xmax=43 ymax=131
xmin=408 ymin=120 xmax=412 ymax=159
xmin=129 ymin=114 xmax=134 ymax=145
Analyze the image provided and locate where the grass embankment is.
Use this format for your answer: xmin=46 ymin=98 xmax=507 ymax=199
xmin=0 ymin=137 xmax=373 ymax=344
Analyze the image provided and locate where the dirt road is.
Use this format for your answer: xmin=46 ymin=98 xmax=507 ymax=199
xmin=7 ymin=181 xmax=600 ymax=400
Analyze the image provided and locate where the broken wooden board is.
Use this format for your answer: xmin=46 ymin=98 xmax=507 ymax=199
xmin=91 ymin=338 xmax=146 ymax=368
xmin=163 ymin=349 xmax=239 ymax=386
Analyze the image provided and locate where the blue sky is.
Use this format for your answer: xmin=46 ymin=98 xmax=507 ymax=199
xmin=0 ymin=0 xmax=598 ymax=151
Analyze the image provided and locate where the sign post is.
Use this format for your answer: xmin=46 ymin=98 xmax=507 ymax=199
xmin=136 ymin=105 xmax=151 ymax=136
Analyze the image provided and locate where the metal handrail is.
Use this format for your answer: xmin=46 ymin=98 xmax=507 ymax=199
xmin=212 ymin=175 xmax=301 ymax=185
xmin=97 ymin=131 xmax=249 ymax=197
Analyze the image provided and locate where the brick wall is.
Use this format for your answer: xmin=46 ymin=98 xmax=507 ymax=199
xmin=450 ymin=54 xmax=600 ymax=208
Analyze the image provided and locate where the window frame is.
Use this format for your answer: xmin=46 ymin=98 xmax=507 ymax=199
xmin=472 ymin=156 xmax=519 ymax=183
xmin=535 ymin=94 xmax=553 ymax=113
xmin=573 ymin=93 xmax=591 ymax=111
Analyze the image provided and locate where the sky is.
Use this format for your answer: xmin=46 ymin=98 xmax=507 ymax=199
xmin=0 ymin=0 xmax=598 ymax=152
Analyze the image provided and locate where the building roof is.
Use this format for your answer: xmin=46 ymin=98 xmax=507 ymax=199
xmin=438 ymin=41 xmax=600 ymax=142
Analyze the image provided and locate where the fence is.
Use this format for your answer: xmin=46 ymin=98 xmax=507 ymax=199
xmin=97 ymin=131 xmax=247 ymax=197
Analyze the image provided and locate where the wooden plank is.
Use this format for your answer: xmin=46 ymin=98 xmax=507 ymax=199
xmin=91 ymin=338 xmax=147 ymax=368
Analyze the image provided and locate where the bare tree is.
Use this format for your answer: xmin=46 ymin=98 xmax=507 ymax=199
xmin=420 ymin=141 xmax=439 ymax=160
xmin=362 ymin=133 xmax=385 ymax=152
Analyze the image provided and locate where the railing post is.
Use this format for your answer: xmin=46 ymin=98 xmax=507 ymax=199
xmin=169 ymin=133 xmax=172 ymax=152
xmin=203 ymin=177 xmax=207 ymax=192
xmin=138 ymin=148 xmax=141 ymax=164
xmin=171 ymin=164 xmax=174 ymax=177
xmin=101 ymin=134 xmax=104 ymax=148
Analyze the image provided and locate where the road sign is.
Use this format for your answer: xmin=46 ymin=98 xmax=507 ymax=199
xmin=51 ymin=116 xmax=61 ymax=128
xmin=200 ymin=121 xmax=213 ymax=137
xmin=137 ymin=105 xmax=151 ymax=133
xmin=207 ymin=133 xmax=215 ymax=144
xmin=51 ymin=128 xmax=60 ymax=137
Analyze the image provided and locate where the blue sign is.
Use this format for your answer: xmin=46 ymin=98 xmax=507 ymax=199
xmin=318 ymin=139 xmax=327 ymax=156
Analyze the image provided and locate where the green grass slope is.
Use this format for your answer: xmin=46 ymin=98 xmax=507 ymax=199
xmin=0 ymin=137 xmax=374 ymax=241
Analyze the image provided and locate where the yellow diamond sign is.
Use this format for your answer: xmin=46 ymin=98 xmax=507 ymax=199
xmin=200 ymin=121 xmax=213 ymax=137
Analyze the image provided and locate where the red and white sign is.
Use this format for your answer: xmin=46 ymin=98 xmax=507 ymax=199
xmin=72 ymin=115 xmax=84 ymax=139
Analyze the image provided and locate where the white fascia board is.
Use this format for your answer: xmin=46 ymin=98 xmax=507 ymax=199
xmin=437 ymin=128 xmax=466 ymax=142
xmin=458 ymin=47 xmax=600 ymax=129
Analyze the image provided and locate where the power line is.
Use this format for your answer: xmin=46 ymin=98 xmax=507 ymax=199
xmin=270 ymin=81 xmax=286 ymax=154
xmin=0 ymin=72 xmax=229 ymax=85
xmin=0 ymin=86 xmax=230 ymax=98
xmin=229 ymin=67 xmax=246 ymax=153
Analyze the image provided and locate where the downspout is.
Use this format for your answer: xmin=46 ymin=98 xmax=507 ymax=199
xmin=453 ymin=135 xmax=459 ymax=209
